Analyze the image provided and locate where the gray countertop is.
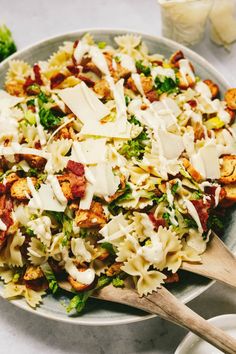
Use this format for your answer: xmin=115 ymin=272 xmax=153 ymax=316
xmin=0 ymin=1 xmax=236 ymax=353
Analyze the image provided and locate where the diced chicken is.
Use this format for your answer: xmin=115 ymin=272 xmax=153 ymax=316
xmin=57 ymin=173 xmax=86 ymax=200
xmin=203 ymin=79 xmax=219 ymax=99
xmin=93 ymin=79 xmax=113 ymax=99
xmin=23 ymin=265 xmax=48 ymax=291
xmin=67 ymin=267 xmax=96 ymax=292
xmin=10 ymin=177 xmax=37 ymax=201
xmin=225 ymin=88 xmax=236 ymax=110
xmin=75 ymin=201 xmax=107 ymax=228
xmin=220 ymin=155 xmax=236 ymax=184
xmin=170 ymin=50 xmax=185 ymax=68
xmin=181 ymin=158 xmax=203 ymax=182
xmin=223 ymin=184 xmax=236 ymax=201
xmin=176 ymin=71 xmax=195 ymax=90
xmin=126 ymin=76 xmax=154 ymax=94
xmin=105 ymin=262 xmax=122 ymax=277
xmin=23 ymin=154 xmax=47 ymax=170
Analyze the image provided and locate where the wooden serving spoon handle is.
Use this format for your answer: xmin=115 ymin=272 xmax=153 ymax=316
xmin=181 ymin=233 xmax=236 ymax=288
xmin=59 ymin=280 xmax=236 ymax=353
xmin=95 ymin=285 xmax=236 ymax=354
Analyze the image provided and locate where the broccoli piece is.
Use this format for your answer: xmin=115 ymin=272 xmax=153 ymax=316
xmin=0 ymin=25 xmax=17 ymax=62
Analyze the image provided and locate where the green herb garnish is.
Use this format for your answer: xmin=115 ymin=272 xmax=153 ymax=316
xmin=154 ymin=76 xmax=179 ymax=94
xmin=0 ymin=25 xmax=17 ymax=62
xmin=135 ymin=60 xmax=151 ymax=76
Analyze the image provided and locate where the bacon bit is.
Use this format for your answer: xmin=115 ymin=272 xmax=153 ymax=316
xmin=67 ymin=160 xmax=85 ymax=177
xmin=73 ymin=40 xmax=79 ymax=49
xmin=78 ymin=75 xmax=95 ymax=87
xmin=164 ymin=272 xmax=179 ymax=284
xmin=170 ymin=50 xmax=185 ymax=67
xmin=34 ymin=141 xmax=42 ymax=149
xmin=0 ymin=184 xmax=6 ymax=195
xmin=146 ymin=90 xmax=159 ymax=103
xmin=191 ymin=199 xmax=211 ymax=232
xmin=33 ymin=64 xmax=43 ymax=86
xmin=187 ymin=99 xmax=197 ymax=109
xmin=50 ymin=73 xmax=66 ymax=89
xmin=71 ymin=182 xmax=86 ymax=198
xmin=0 ymin=196 xmax=13 ymax=250
xmin=226 ymin=108 xmax=235 ymax=124
xmin=152 ymin=60 xmax=163 ymax=66
xmin=23 ymin=76 xmax=39 ymax=95
xmin=148 ymin=213 xmax=167 ymax=229
xmin=67 ymin=65 xmax=80 ymax=76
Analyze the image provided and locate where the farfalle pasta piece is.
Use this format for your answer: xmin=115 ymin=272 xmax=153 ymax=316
xmin=157 ymin=227 xmax=182 ymax=273
xmin=0 ymin=231 xmax=25 ymax=267
xmin=27 ymin=238 xmax=48 ymax=266
xmin=114 ymin=34 xmax=142 ymax=58
xmin=3 ymin=282 xmax=45 ymax=308
xmin=132 ymin=212 xmax=155 ymax=242
xmin=0 ymin=267 xmax=14 ymax=283
xmin=46 ymin=138 xmax=73 ymax=173
xmin=122 ymin=255 xmax=166 ymax=296
xmin=5 ymin=60 xmax=32 ymax=84
xmin=48 ymin=42 xmax=74 ymax=69
xmin=27 ymin=216 xmax=52 ymax=248
xmin=99 ymin=214 xmax=134 ymax=246
xmin=186 ymin=228 xmax=207 ymax=254
xmin=116 ymin=235 xmax=140 ymax=262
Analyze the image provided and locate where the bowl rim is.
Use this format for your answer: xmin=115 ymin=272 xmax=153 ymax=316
xmin=0 ymin=27 xmax=230 ymax=326
xmin=175 ymin=314 xmax=236 ymax=353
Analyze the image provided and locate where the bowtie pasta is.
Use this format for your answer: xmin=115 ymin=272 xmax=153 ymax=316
xmin=0 ymin=33 xmax=236 ymax=313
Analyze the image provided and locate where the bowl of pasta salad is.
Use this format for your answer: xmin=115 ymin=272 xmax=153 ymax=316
xmin=0 ymin=29 xmax=235 ymax=325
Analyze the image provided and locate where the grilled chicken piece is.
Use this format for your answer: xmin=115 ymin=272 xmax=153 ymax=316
xmin=75 ymin=201 xmax=107 ymax=228
xmin=23 ymin=154 xmax=47 ymax=170
xmin=10 ymin=177 xmax=37 ymax=201
xmin=225 ymin=88 xmax=236 ymax=110
xmin=220 ymin=155 xmax=236 ymax=184
xmin=204 ymin=79 xmax=219 ymax=99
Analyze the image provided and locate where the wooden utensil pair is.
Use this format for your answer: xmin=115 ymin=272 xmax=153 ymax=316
xmin=59 ymin=233 xmax=236 ymax=354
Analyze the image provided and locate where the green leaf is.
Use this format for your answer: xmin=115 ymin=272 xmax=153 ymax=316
xmin=66 ymin=292 xmax=90 ymax=313
xmin=96 ymin=275 xmax=112 ymax=289
xmin=154 ymin=76 xmax=179 ymax=94
xmin=163 ymin=212 xmax=171 ymax=224
xmin=28 ymin=168 xmax=38 ymax=177
xmin=101 ymin=242 xmax=116 ymax=256
xmin=79 ymin=228 xmax=88 ymax=239
xmin=47 ymin=211 xmax=64 ymax=224
xmin=41 ymin=263 xmax=58 ymax=294
xmin=192 ymin=191 xmax=203 ymax=200
xmin=119 ymin=130 xmax=148 ymax=160
xmin=171 ymin=182 xmax=179 ymax=194
xmin=97 ymin=41 xmax=106 ymax=49
xmin=112 ymin=277 xmax=124 ymax=288
xmin=39 ymin=107 xmax=62 ymax=129
xmin=0 ymin=25 xmax=17 ymax=62
xmin=108 ymin=183 xmax=133 ymax=215
xmin=207 ymin=214 xmax=224 ymax=231
xmin=184 ymin=217 xmax=198 ymax=229
xmin=125 ymin=95 xmax=131 ymax=106
xmin=129 ymin=115 xmax=141 ymax=126
xmin=25 ymin=227 xmax=35 ymax=237
xmin=135 ymin=60 xmax=151 ymax=76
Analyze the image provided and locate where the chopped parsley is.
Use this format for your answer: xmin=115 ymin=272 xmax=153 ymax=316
xmin=0 ymin=25 xmax=17 ymax=62
xmin=154 ymin=76 xmax=179 ymax=94
xmin=135 ymin=60 xmax=151 ymax=76
xmin=129 ymin=115 xmax=141 ymax=126
xmin=119 ymin=130 xmax=148 ymax=160
xmin=112 ymin=277 xmax=124 ymax=288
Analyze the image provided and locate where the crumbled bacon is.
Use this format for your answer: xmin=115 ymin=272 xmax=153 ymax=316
xmin=78 ymin=75 xmax=95 ymax=87
xmin=67 ymin=160 xmax=85 ymax=177
xmin=190 ymin=199 xmax=211 ymax=232
xmin=0 ymin=196 xmax=14 ymax=250
xmin=33 ymin=64 xmax=43 ymax=86
xmin=148 ymin=213 xmax=167 ymax=229
xmin=73 ymin=40 xmax=79 ymax=49
xmin=67 ymin=65 xmax=80 ymax=76
xmin=71 ymin=181 xmax=86 ymax=198
xmin=146 ymin=90 xmax=159 ymax=102
xmin=187 ymin=99 xmax=197 ymax=109
xmin=50 ymin=73 xmax=66 ymax=89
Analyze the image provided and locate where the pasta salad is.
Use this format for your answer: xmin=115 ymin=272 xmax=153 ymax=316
xmin=0 ymin=33 xmax=236 ymax=313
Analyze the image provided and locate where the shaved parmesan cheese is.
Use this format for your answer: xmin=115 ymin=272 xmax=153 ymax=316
xmin=71 ymin=139 xmax=107 ymax=164
xmin=29 ymin=184 xmax=66 ymax=212
xmin=89 ymin=46 xmax=110 ymax=75
xmin=73 ymin=41 xmax=89 ymax=63
xmin=131 ymin=73 xmax=145 ymax=96
xmin=27 ymin=177 xmax=43 ymax=209
xmin=47 ymin=175 xmax=67 ymax=204
xmin=157 ymin=130 xmax=184 ymax=160
xmin=80 ymin=120 xmax=131 ymax=138
xmin=190 ymin=152 xmax=206 ymax=178
xmin=58 ymin=82 xmax=110 ymax=123
xmin=195 ymin=81 xmax=212 ymax=98
xmin=184 ymin=199 xmax=203 ymax=233
xmin=79 ymin=183 xmax=94 ymax=210
xmin=179 ymin=59 xmax=195 ymax=86
xmin=89 ymin=162 xmax=120 ymax=197
xmin=200 ymin=143 xmax=220 ymax=179
xmin=0 ymin=144 xmax=50 ymax=159
xmin=106 ymin=78 xmax=127 ymax=121
xmin=118 ymin=53 xmax=136 ymax=72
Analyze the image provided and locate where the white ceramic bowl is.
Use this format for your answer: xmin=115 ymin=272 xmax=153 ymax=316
xmin=0 ymin=28 xmax=235 ymax=326
xmin=175 ymin=314 xmax=236 ymax=353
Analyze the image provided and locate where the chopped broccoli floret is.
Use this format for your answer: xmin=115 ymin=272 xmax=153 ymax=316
xmin=0 ymin=25 xmax=17 ymax=62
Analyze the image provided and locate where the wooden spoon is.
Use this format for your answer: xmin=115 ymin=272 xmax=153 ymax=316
xmin=59 ymin=280 xmax=236 ymax=354
xmin=181 ymin=232 xmax=236 ymax=288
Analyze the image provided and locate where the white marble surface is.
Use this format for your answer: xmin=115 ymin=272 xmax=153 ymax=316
xmin=0 ymin=1 xmax=236 ymax=353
